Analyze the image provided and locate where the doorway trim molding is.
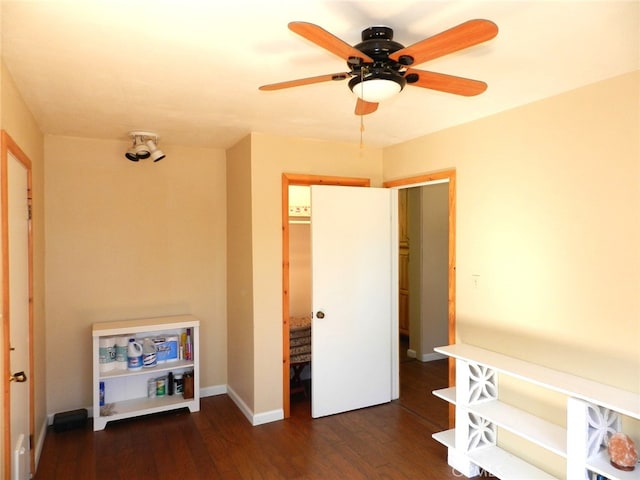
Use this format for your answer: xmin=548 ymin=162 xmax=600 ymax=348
xmin=281 ymin=173 xmax=370 ymax=418
xmin=1 ymin=130 xmax=35 ymax=477
xmin=383 ymin=169 xmax=456 ymax=426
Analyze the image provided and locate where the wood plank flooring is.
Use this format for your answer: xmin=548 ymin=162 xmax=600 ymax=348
xmin=35 ymin=353 xmax=488 ymax=479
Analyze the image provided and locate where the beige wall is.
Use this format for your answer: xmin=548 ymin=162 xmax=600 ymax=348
xmin=248 ymin=133 xmax=383 ymax=415
xmin=384 ymin=71 xmax=640 ymax=477
xmin=406 ymin=184 xmax=450 ymax=359
xmin=1 ymin=59 xmax=46 ymax=473
xmin=288 ymin=223 xmax=311 ymax=318
xmin=419 ymin=183 xmax=449 ymax=356
xmin=226 ymin=135 xmax=254 ymax=408
xmin=44 ymin=135 xmax=227 ymax=413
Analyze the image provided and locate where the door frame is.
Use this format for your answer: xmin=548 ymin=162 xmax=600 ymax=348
xmin=1 ymin=130 xmax=35 ymax=477
xmin=281 ymin=173 xmax=370 ymax=418
xmin=383 ymin=169 xmax=456 ymax=426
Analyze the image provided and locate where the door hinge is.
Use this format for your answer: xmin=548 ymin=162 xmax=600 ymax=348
xmin=29 ymin=434 xmax=33 ymax=449
xmin=28 ymin=203 xmax=32 ymax=221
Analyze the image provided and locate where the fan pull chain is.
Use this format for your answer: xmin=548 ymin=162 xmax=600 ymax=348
xmin=359 ymin=68 xmax=365 ymax=150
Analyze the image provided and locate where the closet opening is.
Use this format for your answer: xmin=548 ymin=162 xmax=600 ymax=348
xmin=281 ymin=174 xmax=370 ymax=418
xmin=282 ymin=171 xmax=456 ymax=424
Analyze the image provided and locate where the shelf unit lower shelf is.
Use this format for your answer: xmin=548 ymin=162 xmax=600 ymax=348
xmin=587 ymin=450 xmax=640 ymax=480
xmin=432 ymin=428 xmax=557 ymax=479
xmin=467 ymin=446 xmax=558 ymax=479
xmin=94 ymin=394 xmax=199 ymax=431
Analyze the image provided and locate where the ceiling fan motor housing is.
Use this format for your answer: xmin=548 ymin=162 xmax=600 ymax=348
xmin=352 ymin=26 xmax=405 ymax=69
xmin=349 ymin=26 xmax=407 ymax=90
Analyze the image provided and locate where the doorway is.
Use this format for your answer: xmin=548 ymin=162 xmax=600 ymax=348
xmin=399 ymin=182 xmax=450 ymax=360
xmin=384 ymin=170 xmax=457 ymax=425
xmin=2 ymin=130 xmax=35 ymax=479
xmin=281 ymin=174 xmax=371 ymax=418
xmin=281 ymin=171 xmax=456 ymax=421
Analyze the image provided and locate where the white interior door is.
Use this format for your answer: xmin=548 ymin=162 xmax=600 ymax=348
xmin=311 ymin=185 xmax=397 ymax=418
xmin=8 ymin=151 xmax=31 ymax=480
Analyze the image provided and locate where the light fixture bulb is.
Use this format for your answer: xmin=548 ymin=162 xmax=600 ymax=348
xmin=145 ymin=139 xmax=166 ymax=162
xmin=125 ymin=145 xmax=139 ymax=161
xmin=133 ymin=137 xmax=150 ymax=159
xmin=349 ymin=71 xmax=406 ymax=103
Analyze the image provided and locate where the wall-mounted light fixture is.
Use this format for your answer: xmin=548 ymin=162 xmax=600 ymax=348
xmin=125 ymin=131 xmax=166 ymax=162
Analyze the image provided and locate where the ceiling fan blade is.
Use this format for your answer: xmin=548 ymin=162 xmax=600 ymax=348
xmin=289 ymin=21 xmax=374 ymax=64
xmin=355 ymin=98 xmax=378 ymax=116
xmin=389 ymin=19 xmax=498 ymax=66
xmin=259 ymin=72 xmax=350 ymax=91
xmin=406 ymin=69 xmax=487 ymax=96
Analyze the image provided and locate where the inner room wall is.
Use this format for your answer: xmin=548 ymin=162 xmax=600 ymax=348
xmin=288 ymin=184 xmax=311 ymax=318
xmin=1 ymin=58 xmax=47 ymax=468
xmin=248 ymin=132 xmax=383 ymax=416
xmin=382 ymin=71 xmax=640 ymax=477
xmin=288 ymin=222 xmax=311 ymax=318
xmin=419 ymin=182 xmax=449 ymax=359
xmin=44 ymin=135 xmax=228 ymax=414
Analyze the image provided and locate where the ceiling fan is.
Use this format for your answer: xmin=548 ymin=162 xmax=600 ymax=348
xmin=259 ymin=19 xmax=498 ymax=115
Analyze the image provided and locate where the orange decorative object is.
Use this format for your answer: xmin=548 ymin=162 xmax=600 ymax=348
xmin=608 ymin=432 xmax=638 ymax=471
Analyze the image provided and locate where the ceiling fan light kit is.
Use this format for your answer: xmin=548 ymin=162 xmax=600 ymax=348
xmin=125 ymin=131 xmax=165 ymax=162
xmin=259 ymin=19 xmax=498 ymax=116
xmin=349 ymin=71 xmax=406 ymax=103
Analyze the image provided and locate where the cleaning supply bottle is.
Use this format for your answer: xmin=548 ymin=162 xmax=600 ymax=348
xmin=142 ymin=337 xmax=157 ymax=368
xmin=127 ymin=338 xmax=143 ymax=370
xmin=167 ymin=371 xmax=174 ymax=396
xmin=185 ymin=328 xmax=192 ymax=361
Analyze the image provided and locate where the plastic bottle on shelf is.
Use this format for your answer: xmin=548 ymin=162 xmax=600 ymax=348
xmin=127 ymin=339 xmax=143 ymax=370
xmin=174 ymin=373 xmax=183 ymax=394
xmin=168 ymin=372 xmax=174 ymax=396
xmin=142 ymin=337 xmax=157 ymax=368
xmin=180 ymin=331 xmax=187 ymax=360
xmin=185 ymin=328 xmax=192 ymax=361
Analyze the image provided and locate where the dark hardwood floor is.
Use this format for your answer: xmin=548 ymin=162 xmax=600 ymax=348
xmin=35 ymin=347 xmax=486 ymax=479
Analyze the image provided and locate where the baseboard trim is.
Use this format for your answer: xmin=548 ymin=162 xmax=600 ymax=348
xmin=225 ymin=385 xmax=253 ymax=424
xmin=200 ymin=384 xmax=227 ymax=398
xmin=419 ymin=352 xmax=447 ymax=362
xmin=253 ymin=408 xmax=284 ymax=426
xmin=34 ymin=416 xmax=48 ymax=471
xmin=226 ymin=385 xmax=284 ymax=426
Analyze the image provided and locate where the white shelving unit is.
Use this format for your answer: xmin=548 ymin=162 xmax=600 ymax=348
xmin=432 ymin=343 xmax=640 ymax=480
xmin=92 ymin=314 xmax=200 ymax=431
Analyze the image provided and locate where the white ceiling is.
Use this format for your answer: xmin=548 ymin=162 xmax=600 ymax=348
xmin=1 ymin=1 xmax=638 ymax=150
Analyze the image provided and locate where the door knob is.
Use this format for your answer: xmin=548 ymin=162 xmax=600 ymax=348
xmin=9 ymin=371 xmax=27 ymax=383
xmin=316 ymin=311 xmax=325 ymax=319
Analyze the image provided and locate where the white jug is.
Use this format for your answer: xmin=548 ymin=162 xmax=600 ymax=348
xmin=127 ymin=339 xmax=143 ymax=370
